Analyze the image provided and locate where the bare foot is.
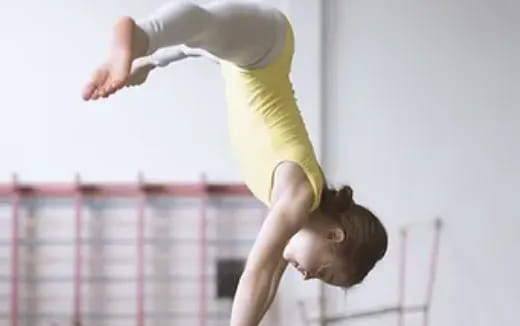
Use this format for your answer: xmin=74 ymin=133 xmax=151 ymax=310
xmin=82 ymin=16 xmax=137 ymax=101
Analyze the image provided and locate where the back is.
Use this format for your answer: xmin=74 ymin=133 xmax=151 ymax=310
xmin=220 ymin=21 xmax=324 ymax=210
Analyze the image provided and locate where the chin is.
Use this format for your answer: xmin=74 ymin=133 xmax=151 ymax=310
xmin=282 ymin=245 xmax=290 ymax=261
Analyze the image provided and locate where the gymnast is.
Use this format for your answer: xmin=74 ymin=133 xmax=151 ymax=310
xmin=82 ymin=1 xmax=388 ymax=324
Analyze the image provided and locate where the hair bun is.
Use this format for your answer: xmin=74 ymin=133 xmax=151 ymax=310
xmin=321 ymin=185 xmax=355 ymax=214
xmin=337 ymin=185 xmax=354 ymax=212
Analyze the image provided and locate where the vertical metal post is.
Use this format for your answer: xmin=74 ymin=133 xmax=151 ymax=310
xmin=397 ymin=228 xmax=407 ymax=326
xmin=422 ymin=219 xmax=442 ymax=326
xmin=73 ymin=174 xmax=83 ymax=326
xmin=315 ymin=0 xmax=327 ymax=320
xmin=9 ymin=174 xmax=20 ymax=326
xmin=199 ymin=174 xmax=208 ymax=326
xmin=137 ymin=173 xmax=146 ymax=326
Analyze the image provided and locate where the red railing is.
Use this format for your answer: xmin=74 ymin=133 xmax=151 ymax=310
xmin=9 ymin=175 xmax=20 ymax=326
xmin=1 ymin=175 xmax=252 ymax=326
xmin=73 ymin=175 xmax=83 ymax=326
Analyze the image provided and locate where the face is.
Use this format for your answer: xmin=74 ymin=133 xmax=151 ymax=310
xmin=283 ymin=223 xmax=349 ymax=286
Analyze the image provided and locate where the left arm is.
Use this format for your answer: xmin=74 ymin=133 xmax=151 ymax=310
xmin=230 ymin=174 xmax=313 ymax=326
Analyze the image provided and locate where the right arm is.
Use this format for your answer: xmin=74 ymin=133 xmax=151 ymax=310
xmin=259 ymin=257 xmax=287 ymax=320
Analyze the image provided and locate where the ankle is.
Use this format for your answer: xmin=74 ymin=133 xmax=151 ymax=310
xmin=132 ymin=25 xmax=150 ymax=59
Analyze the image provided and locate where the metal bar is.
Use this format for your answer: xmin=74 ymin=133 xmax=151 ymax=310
xmin=422 ymin=218 xmax=442 ymax=326
xmin=73 ymin=175 xmax=83 ymax=326
xmin=0 ymin=198 xmax=262 ymax=210
xmin=23 ymin=208 xmax=37 ymax=321
xmin=137 ymin=173 xmax=146 ymax=326
xmin=9 ymin=174 xmax=20 ymax=326
xmin=0 ymin=237 xmax=256 ymax=247
xmin=397 ymin=228 xmax=407 ymax=326
xmin=199 ymin=174 xmax=208 ymax=326
xmin=0 ymin=183 xmax=251 ymax=198
xmin=1 ymin=294 xmax=217 ymax=302
xmin=7 ymin=294 xmax=70 ymax=302
xmin=1 ymin=275 xmax=217 ymax=283
xmin=90 ymin=294 xmax=207 ymax=302
xmin=2 ymin=311 xmax=231 ymax=320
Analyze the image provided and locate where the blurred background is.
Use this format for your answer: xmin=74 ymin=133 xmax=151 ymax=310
xmin=0 ymin=0 xmax=518 ymax=325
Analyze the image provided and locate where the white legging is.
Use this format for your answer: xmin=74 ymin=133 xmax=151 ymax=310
xmin=133 ymin=0 xmax=287 ymax=69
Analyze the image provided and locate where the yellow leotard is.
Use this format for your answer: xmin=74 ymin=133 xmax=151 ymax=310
xmin=220 ymin=20 xmax=324 ymax=211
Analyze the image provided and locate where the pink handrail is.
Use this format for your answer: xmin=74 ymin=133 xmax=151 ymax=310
xmin=397 ymin=229 xmax=407 ymax=326
xmin=73 ymin=175 xmax=83 ymax=326
xmin=137 ymin=174 xmax=146 ymax=326
xmin=0 ymin=183 xmax=251 ymax=197
xmin=199 ymin=174 xmax=208 ymax=326
xmin=10 ymin=175 xmax=20 ymax=326
xmin=0 ymin=176 xmax=254 ymax=326
xmin=422 ymin=219 xmax=442 ymax=326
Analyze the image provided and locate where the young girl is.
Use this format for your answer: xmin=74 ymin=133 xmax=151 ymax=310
xmin=82 ymin=1 xmax=387 ymax=324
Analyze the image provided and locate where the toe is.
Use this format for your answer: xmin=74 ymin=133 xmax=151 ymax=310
xmin=112 ymin=77 xmax=127 ymax=90
xmin=83 ymin=68 xmax=108 ymax=100
xmin=82 ymin=83 xmax=97 ymax=101
xmin=92 ymin=88 xmax=101 ymax=100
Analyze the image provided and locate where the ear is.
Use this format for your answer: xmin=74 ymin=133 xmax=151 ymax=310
xmin=326 ymin=227 xmax=345 ymax=243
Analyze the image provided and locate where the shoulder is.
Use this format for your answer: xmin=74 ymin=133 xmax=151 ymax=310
xmin=270 ymin=161 xmax=314 ymax=213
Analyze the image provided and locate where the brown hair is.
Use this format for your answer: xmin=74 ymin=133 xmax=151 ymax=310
xmin=320 ymin=185 xmax=388 ymax=287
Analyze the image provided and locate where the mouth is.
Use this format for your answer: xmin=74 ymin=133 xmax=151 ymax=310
xmin=290 ymin=260 xmax=309 ymax=278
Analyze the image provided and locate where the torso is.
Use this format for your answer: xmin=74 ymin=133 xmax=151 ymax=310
xmin=219 ymin=18 xmax=324 ymax=210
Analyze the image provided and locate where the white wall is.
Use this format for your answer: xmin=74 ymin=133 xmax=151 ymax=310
xmin=324 ymin=0 xmax=520 ymax=325
xmin=0 ymin=0 xmax=228 ymax=182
